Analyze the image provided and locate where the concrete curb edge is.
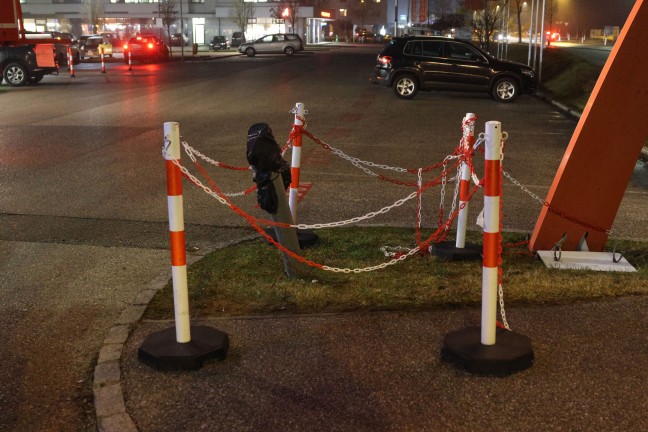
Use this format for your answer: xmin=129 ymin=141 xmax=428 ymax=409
xmin=93 ymin=234 xmax=258 ymax=432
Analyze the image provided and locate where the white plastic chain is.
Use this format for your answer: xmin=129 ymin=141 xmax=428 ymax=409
xmin=445 ymin=164 xmax=461 ymax=232
xmin=472 ymin=135 xmax=485 ymax=186
xmin=323 ymin=245 xmax=422 ymax=273
xmin=165 ymin=149 xmax=433 ymax=273
xmin=499 ymin=283 xmax=510 ymax=330
xmin=181 ymin=141 xmax=254 ymax=197
xmin=498 ymin=133 xmax=510 ymax=331
xmin=318 ymin=137 xmax=461 ymax=175
xmin=164 ymin=148 xmax=420 ymax=230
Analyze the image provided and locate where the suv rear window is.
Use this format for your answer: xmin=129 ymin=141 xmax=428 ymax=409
xmin=404 ymin=40 xmax=443 ymax=57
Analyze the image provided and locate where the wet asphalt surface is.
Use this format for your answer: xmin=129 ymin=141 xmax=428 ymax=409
xmin=1 ymin=44 xmax=647 ymax=431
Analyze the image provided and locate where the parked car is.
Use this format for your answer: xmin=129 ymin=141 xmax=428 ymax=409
xmin=79 ymin=35 xmax=113 ymax=59
xmin=238 ymin=33 xmax=303 ymax=57
xmin=23 ymin=31 xmax=79 ymax=66
xmin=122 ymin=35 xmax=170 ymax=63
xmin=231 ymin=31 xmax=246 ymax=47
xmin=209 ymin=36 xmax=230 ymax=51
xmin=170 ymin=33 xmax=189 ymax=47
xmin=101 ymin=32 xmax=122 ymax=51
xmin=1 ymin=44 xmax=58 ymax=86
xmin=355 ymin=28 xmax=375 ymax=42
xmin=370 ymin=36 xmax=537 ymax=102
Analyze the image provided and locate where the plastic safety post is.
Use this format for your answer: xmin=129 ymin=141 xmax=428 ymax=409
xmin=68 ymin=46 xmax=75 ymax=77
xmin=100 ymin=47 xmax=106 ymax=73
xmin=163 ymin=122 xmax=191 ymax=343
xmin=455 ymin=113 xmax=475 ymax=249
xmin=128 ymin=51 xmax=132 ymax=71
xmin=288 ymin=102 xmax=305 ymax=223
xmin=481 ymin=121 xmax=502 ymax=346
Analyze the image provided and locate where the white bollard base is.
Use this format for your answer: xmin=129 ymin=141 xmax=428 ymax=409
xmin=441 ymin=326 xmax=534 ymax=376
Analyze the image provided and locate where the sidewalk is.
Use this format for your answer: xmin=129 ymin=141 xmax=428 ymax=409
xmin=97 ymin=289 xmax=648 ymax=432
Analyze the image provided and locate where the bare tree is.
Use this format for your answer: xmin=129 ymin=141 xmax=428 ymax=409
xmin=350 ymin=0 xmax=380 ymax=30
xmin=513 ymin=0 xmax=523 ymax=42
xmin=270 ymin=0 xmax=300 ymax=33
xmin=83 ymin=0 xmax=105 ymax=34
xmin=429 ymin=0 xmax=452 ymax=21
xmin=158 ymin=0 xmax=178 ymax=53
xmin=471 ymin=0 xmax=504 ymax=51
xmin=546 ymin=0 xmax=558 ymax=34
xmin=231 ymin=0 xmax=256 ymax=35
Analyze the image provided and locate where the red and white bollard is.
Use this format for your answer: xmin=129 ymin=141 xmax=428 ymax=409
xmin=455 ymin=113 xmax=476 ymax=249
xmin=100 ymin=47 xmax=106 ymax=73
xmin=285 ymin=102 xmax=318 ymax=247
xmin=481 ymin=121 xmax=502 ymax=345
xmin=128 ymin=50 xmax=132 ymax=71
xmin=429 ymin=113 xmax=480 ymax=260
xmin=164 ymin=122 xmax=191 ymax=343
xmin=288 ymin=102 xmax=305 ymax=222
xmin=138 ymin=122 xmax=229 ymax=371
xmin=67 ymin=46 xmax=75 ymax=77
xmin=442 ymin=120 xmax=533 ymax=376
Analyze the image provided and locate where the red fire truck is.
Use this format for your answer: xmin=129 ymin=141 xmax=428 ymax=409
xmin=1 ymin=0 xmax=59 ymax=86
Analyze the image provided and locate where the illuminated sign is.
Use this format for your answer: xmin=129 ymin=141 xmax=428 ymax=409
xmin=321 ymin=11 xmax=331 ymax=18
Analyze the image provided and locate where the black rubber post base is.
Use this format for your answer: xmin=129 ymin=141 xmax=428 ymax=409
xmin=429 ymin=241 xmax=482 ymax=261
xmin=442 ymin=326 xmax=534 ymax=376
xmin=262 ymin=227 xmax=319 ymax=249
xmin=138 ymin=325 xmax=229 ymax=371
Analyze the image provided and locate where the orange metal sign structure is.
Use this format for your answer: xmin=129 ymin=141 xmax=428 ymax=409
xmin=530 ymin=0 xmax=648 ymax=252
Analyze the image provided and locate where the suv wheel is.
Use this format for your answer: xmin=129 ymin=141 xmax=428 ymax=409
xmin=393 ymin=74 xmax=419 ymax=99
xmin=245 ymin=47 xmax=256 ymax=57
xmin=284 ymin=46 xmax=295 ymax=56
xmin=492 ymin=77 xmax=519 ymax=102
xmin=4 ymin=63 xmax=29 ymax=87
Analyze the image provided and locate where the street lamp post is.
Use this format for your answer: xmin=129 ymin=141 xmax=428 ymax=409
xmin=394 ymin=0 xmax=398 ymax=37
xmin=180 ymin=0 xmax=184 ymax=60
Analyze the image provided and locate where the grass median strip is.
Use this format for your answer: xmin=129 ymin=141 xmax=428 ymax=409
xmin=143 ymin=227 xmax=648 ymax=319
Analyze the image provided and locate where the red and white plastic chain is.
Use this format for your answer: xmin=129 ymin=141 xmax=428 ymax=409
xmin=169 ymin=148 xmax=485 ymax=273
xmin=293 ymin=120 xmax=460 ymax=180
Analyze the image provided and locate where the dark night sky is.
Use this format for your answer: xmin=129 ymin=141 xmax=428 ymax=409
xmin=557 ymin=0 xmax=636 ymax=30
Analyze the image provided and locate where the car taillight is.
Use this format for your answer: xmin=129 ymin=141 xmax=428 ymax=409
xmin=148 ymin=43 xmax=154 ymax=49
xmin=123 ymin=44 xmax=128 ymax=50
xmin=378 ymin=55 xmax=392 ymax=65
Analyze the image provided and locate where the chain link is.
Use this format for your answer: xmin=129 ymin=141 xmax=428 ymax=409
xmin=502 ymin=170 xmax=613 ymax=236
xmin=498 ymin=283 xmax=510 ymax=330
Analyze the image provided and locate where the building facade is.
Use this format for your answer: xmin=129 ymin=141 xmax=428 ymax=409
xmin=18 ymin=0 xmax=392 ymax=45
xmin=18 ymin=0 xmax=322 ymax=44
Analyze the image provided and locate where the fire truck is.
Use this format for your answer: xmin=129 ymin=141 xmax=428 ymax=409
xmin=1 ymin=0 xmax=59 ymax=86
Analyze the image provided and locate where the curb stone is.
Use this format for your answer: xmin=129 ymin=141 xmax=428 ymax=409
xmin=92 ymin=234 xmax=257 ymax=432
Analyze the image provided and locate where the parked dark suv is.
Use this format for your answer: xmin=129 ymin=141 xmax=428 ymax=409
xmin=370 ymin=36 xmax=537 ymax=102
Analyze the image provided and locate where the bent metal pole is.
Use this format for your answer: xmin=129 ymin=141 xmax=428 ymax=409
xmin=481 ymin=121 xmax=502 ymax=346
xmin=288 ymin=102 xmax=305 ymax=223
xmin=163 ymin=122 xmax=191 ymax=343
xmin=455 ymin=113 xmax=476 ymax=249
